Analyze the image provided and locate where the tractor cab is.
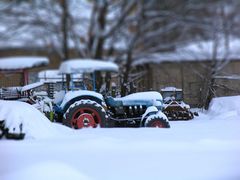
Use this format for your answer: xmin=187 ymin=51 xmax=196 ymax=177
xmin=161 ymin=87 xmax=183 ymax=103
xmin=59 ymin=59 xmax=119 ymax=92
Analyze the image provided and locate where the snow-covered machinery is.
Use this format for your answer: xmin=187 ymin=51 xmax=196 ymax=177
xmin=161 ymin=87 xmax=197 ymax=120
xmin=34 ymin=59 xmax=169 ymax=129
xmin=53 ymin=59 xmax=170 ymax=129
xmin=0 ymin=58 xmax=170 ymax=139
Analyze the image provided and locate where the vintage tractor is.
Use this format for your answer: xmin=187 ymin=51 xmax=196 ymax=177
xmin=161 ymin=87 xmax=197 ymax=120
xmin=54 ymin=59 xmax=170 ymax=129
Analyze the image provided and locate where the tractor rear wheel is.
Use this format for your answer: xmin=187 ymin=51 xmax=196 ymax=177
xmin=145 ymin=115 xmax=170 ymax=128
xmin=5 ymin=131 xmax=25 ymax=140
xmin=0 ymin=121 xmax=4 ymax=139
xmin=63 ymin=100 xmax=108 ymax=129
xmin=5 ymin=124 xmax=25 ymax=140
xmin=0 ymin=130 xmax=3 ymax=139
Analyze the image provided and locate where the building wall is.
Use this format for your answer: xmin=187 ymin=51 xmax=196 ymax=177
xmin=0 ymin=48 xmax=62 ymax=87
xmin=215 ymin=61 xmax=240 ymax=97
xmin=136 ymin=60 xmax=240 ymax=107
xmin=0 ymin=72 xmax=23 ymax=87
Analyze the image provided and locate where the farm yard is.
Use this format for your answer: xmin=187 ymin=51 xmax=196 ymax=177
xmin=1 ymin=0 xmax=240 ymax=180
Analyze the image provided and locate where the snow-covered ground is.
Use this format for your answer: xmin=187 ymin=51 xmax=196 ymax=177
xmin=0 ymin=96 xmax=240 ymax=180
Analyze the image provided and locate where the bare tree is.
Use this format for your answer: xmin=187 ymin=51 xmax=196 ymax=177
xmin=197 ymin=1 xmax=240 ymax=109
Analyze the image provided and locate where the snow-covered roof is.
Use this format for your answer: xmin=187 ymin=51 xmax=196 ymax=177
xmin=38 ymin=69 xmax=83 ymax=82
xmin=38 ymin=70 xmax=61 ymax=80
xmin=21 ymin=82 xmax=44 ymax=92
xmin=0 ymin=56 xmax=49 ymax=70
xmin=214 ymin=75 xmax=240 ymax=80
xmin=134 ymin=38 xmax=240 ymax=65
xmin=59 ymin=59 xmax=119 ymax=74
xmin=161 ymin=87 xmax=182 ymax=92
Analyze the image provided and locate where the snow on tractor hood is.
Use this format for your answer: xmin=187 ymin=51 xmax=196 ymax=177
xmin=116 ymin=91 xmax=163 ymax=107
xmin=60 ymin=90 xmax=104 ymax=109
xmin=59 ymin=59 xmax=119 ymax=74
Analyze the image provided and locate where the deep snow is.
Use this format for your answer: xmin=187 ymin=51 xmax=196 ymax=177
xmin=0 ymin=96 xmax=240 ymax=180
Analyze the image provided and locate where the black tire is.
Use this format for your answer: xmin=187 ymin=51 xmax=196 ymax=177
xmin=145 ymin=115 xmax=170 ymax=128
xmin=0 ymin=130 xmax=3 ymax=139
xmin=5 ymin=132 xmax=25 ymax=140
xmin=63 ymin=100 xmax=109 ymax=129
xmin=5 ymin=123 xmax=25 ymax=140
xmin=0 ymin=121 xmax=4 ymax=139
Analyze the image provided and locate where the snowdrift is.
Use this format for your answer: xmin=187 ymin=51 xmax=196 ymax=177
xmin=1 ymin=161 xmax=92 ymax=180
xmin=0 ymin=100 xmax=72 ymax=139
xmin=207 ymin=95 xmax=240 ymax=120
xmin=0 ymin=96 xmax=239 ymax=140
xmin=0 ymin=96 xmax=240 ymax=180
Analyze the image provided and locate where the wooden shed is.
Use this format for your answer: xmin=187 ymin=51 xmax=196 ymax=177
xmin=0 ymin=56 xmax=49 ymax=87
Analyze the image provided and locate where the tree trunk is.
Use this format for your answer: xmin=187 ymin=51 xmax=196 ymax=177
xmin=60 ymin=0 xmax=70 ymax=90
xmin=204 ymin=34 xmax=218 ymax=110
xmin=204 ymin=77 xmax=215 ymax=110
xmin=121 ymin=52 xmax=132 ymax=96
xmin=93 ymin=2 xmax=108 ymax=92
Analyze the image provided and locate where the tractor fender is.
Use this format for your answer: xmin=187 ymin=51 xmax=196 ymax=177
xmin=60 ymin=90 xmax=104 ymax=113
xmin=140 ymin=106 xmax=169 ymax=126
xmin=140 ymin=106 xmax=158 ymax=125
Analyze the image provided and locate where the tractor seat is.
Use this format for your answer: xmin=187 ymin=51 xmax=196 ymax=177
xmin=105 ymin=96 xmax=123 ymax=107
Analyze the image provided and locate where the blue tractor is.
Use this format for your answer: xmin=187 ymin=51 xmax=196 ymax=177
xmin=51 ymin=59 xmax=170 ymax=129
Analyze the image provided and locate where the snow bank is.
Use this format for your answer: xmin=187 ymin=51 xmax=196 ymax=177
xmin=1 ymin=161 xmax=92 ymax=180
xmin=0 ymin=56 xmax=49 ymax=70
xmin=0 ymin=100 xmax=72 ymax=139
xmin=208 ymin=95 xmax=240 ymax=117
xmin=0 ymin=96 xmax=240 ymax=180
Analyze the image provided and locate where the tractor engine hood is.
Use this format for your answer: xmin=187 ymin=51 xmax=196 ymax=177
xmin=115 ymin=91 xmax=163 ymax=108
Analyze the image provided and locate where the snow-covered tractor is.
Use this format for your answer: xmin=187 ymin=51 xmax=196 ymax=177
xmin=161 ymin=87 xmax=198 ymax=120
xmin=52 ymin=59 xmax=170 ymax=129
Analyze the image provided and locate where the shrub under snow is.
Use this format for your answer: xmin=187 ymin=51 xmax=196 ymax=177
xmin=0 ymin=100 xmax=72 ymax=139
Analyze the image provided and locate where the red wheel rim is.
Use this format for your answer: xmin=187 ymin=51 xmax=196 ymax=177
xmin=71 ymin=107 xmax=101 ymax=129
xmin=151 ymin=121 xmax=164 ymax=128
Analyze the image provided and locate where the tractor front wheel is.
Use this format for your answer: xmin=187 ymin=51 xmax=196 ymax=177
xmin=145 ymin=115 xmax=170 ymax=128
xmin=63 ymin=100 xmax=108 ymax=129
